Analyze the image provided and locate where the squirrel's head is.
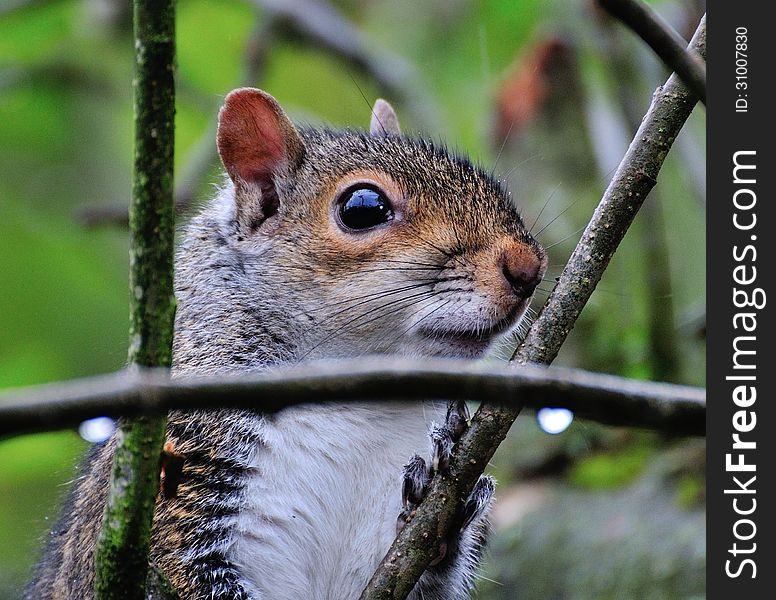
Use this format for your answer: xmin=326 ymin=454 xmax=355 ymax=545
xmin=207 ymin=87 xmax=546 ymax=361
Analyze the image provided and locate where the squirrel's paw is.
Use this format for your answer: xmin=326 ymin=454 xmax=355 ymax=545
xmin=430 ymin=399 xmax=470 ymax=471
xmin=397 ymin=400 xmax=469 ymax=533
xmin=461 ymin=472 xmax=495 ymax=531
xmin=399 ymin=418 xmax=495 ymax=600
xmin=397 ymin=400 xmax=495 ymax=591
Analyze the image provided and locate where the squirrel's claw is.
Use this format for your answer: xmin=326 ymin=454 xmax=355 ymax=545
xmin=398 ymin=454 xmax=431 ymax=534
xmin=429 ymin=423 xmax=455 ymax=472
xmin=461 ymin=474 xmax=496 ymax=532
xmin=399 ymin=403 xmax=494 ymax=598
xmin=446 ymin=400 xmax=470 ymax=440
xmin=430 ymin=400 xmax=470 ymax=472
xmin=402 ymin=454 xmax=430 ymax=508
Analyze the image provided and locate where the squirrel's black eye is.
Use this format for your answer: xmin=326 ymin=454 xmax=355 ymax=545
xmin=338 ymin=188 xmax=394 ymax=231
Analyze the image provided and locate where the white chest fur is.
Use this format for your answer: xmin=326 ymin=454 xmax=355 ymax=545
xmin=230 ymin=402 xmax=434 ymax=600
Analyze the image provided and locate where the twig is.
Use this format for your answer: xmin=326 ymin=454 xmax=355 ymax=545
xmin=360 ymin=14 xmax=706 ymax=600
xmin=253 ymin=0 xmax=416 ymax=108
xmin=171 ymin=17 xmax=278 ymax=215
xmin=674 ymin=126 xmax=706 ymax=206
xmin=597 ymin=0 xmax=706 ymax=104
xmin=78 ymin=0 xmax=436 ymax=227
xmin=514 ymin=15 xmax=705 ymax=365
xmin=592 ymin=14 xmax=682 ymax=381
xmin=0 ymin=62 xmax=116 ymax=97
xmin=92 ymin=1 xmax=177 ymax=599
xmin=0 ymin=359 xmax=705 ymax=438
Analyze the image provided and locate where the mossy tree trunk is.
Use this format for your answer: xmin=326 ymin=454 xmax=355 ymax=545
xmin=93 ymin=1 xmax=177 ymax=599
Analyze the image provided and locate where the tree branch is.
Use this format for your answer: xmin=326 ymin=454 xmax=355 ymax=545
xmin=76 ymin=15 xmax=279 ymax=228
xmin=514 ymin=14 xmax=705 ymax=365
xmin=92 ymin=1 xmax=177 ymax=598
xmin=252 ymin=0 xmax=419 ymax=109
xmin=360 ymin=14 xmax=706 ymax=600
xmin=0 ymin=359 xmax=704 ymax=438
xmin=597 ymin=0 xmax=706 ymax=104
xmin=592 ymin=13 xmax=683 ymax=382
xmin=77 ymin=0 xmax=436 ymax=227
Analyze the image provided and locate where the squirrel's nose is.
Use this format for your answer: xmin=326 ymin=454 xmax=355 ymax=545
xmin=500 ymin=251 xmax=543 ymax=299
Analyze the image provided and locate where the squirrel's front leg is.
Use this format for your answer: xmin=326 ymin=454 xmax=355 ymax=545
xmin=399 ymin=401 xmax=496 ymax=600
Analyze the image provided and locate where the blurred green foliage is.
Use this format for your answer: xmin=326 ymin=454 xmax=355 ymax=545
xmin=568 ymin=439 xmax=657 ymax=489
xmin=0 ymin=0 xmax=705 ymax=597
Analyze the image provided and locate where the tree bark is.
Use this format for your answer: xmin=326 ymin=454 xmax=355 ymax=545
xmin=93 ymin=1 xmax=177 ymax=598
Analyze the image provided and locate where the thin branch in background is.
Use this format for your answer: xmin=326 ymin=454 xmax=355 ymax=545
xmin=0 ymin=62 xmax=117 ymax=97
xmin=0 ymin=0 xmax=48 ymax=17
xmin=252 ymin=0 xmax=428 ymax=118
xmin=592 ymin=13 xmax=682 ymax=382
xmin=674 ymin=125 xmax=707 ymax=206
xmin=0 ymin=358 xmax=705 ymax=438
xmin=170 ymin=16 xmax=279 ymax=215
xmin=516 ymin=12 xmax=705 ymax=365
xmin=641 ymin=194 xmax=681 ymax=381
xmin=360 ymin=15 xmax=706 ymax=600
xmin=77 ymin=17 xmax=278 ymax=227
xmin=597 ymin=0 xmax=706 ymax=104
xmin=78 ymin=0 xmax=437 ymax=227
xmin=92 ymin=1 xmax=177 ymax=598
xmin=679 ymin=305 xmax=706 ymax=341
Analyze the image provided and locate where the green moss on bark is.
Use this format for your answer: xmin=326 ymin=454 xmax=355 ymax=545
xmin=93 ymin=1 xmax=177 ymax=599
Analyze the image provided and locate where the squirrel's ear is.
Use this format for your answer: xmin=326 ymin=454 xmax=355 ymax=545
xmin=217 ymin=88 xmax=304 ymax=231
xmin=370 ymin=99 xmax=401 ymax=137
xmin=217 ymin=88 xmax=303 ymax=184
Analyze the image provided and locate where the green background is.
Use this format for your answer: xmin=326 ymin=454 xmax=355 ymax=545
xmin=0 ymin=1 xmax=706 ymax=597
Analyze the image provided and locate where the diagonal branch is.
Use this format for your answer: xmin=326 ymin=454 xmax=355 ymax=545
xmin=360 ymin=14 xmax=706 ymax=600
xmin=0 ymin=359 xmax=705 ymax=438
xmin=597 ymin=0 xmax=706 ymax=104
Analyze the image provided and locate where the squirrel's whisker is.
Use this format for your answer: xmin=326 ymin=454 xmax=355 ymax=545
xmin=528 ymin=183 xmax=563 ymax=235
xmin=533 ymin=207 xmax=572 ymax=238
xmin=383 ymin=296 xmax=456 ymax=349
xmin=543 ymin=225 xmax=586 ymax=250
xmin=355 ymin=267 xmax=443 ymax=274
xmin=375 ymin=259 xmax=446 ymax=268
xmin=501 ymin=152 xmax=542 ymax=182
xmin=308 ymin=280 xmax=476 ymax=359
xmin=307 ymin=280 xmax=438 ymax=315
xmin=299 ymin=288 xmax=442 ymax=359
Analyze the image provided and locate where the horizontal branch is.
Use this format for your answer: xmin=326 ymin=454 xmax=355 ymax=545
xmin=0 ymin=358 xmax=704 ymax=438
xmin=598 ymin=0 xmax=706 ymax=104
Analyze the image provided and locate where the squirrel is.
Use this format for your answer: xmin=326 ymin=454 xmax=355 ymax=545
xmin=27 ymin=88 xmax=547 ymax=600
